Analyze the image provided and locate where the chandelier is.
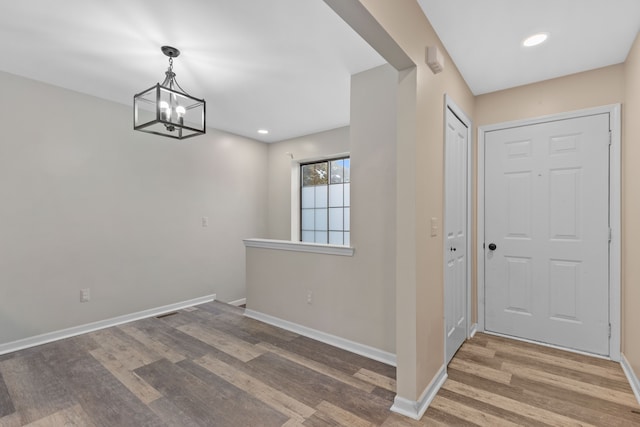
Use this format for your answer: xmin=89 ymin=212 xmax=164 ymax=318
xmin=133 ymin=46 xmax=206 ymax=139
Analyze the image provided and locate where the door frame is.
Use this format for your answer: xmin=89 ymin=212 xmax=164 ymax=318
xmin=443 ymin=94 xmax=474 ymax=363
xmin=477 ymin=104 xmax=621 ymax=361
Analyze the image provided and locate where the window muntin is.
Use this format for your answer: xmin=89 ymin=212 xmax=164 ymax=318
xmin=301 ymin=157 xmax=350 ymax=245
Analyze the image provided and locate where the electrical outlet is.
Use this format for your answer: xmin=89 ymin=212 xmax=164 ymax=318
xmin=80 ymin=288 xmax=90 ymax=303
xmin=202 ymin=216 xmax=209 ymax=227
xmin=307 ymin=290 xmax=313 ymax=304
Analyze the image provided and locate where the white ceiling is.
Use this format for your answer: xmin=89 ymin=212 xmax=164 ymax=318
xmin=2 ymin=2 xmax=639 ymax=143
xmin=0 ymin=0 xmax=384 ymax=143
xmin=417 ymin=0 xmax=640 ymax=95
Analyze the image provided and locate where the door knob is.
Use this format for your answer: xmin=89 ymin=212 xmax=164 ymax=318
xmin=488 ymin=243 xmax=497 ymax=251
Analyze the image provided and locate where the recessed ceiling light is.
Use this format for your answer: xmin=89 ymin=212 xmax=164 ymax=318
xmin=257 ymin=129 xmax=269 ymax=135
xmin=523 ymin=33 xmax=549 ymax=47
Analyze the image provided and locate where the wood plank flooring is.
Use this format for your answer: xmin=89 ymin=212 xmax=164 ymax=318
xmin=0 ymin=301 xmax=638 ymax=426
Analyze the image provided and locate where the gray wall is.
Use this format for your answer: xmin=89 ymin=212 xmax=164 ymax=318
xmin=247 ymin=64 xmax=397 ymax=352
xmin=0 ymin=71 xmax=268 ymax=345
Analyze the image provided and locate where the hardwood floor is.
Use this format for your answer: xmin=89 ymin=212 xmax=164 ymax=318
xmin=0 ymin=301 xmax=638 ymax=426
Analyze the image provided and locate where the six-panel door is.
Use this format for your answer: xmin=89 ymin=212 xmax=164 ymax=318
xmin=484 ymin=113 xmax=610 ymax=356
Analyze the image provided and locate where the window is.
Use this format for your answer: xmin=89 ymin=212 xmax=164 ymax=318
xmin=301 ymin=157 xmax=350 ymax=245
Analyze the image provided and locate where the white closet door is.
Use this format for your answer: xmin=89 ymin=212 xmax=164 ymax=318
xmin=445 ymin=108 xmax=468 ymax=364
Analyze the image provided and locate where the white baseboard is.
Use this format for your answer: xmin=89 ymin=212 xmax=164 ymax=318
xmin=469 ymin=323 xmax=478 ymax=339
xmin=244 ymin=309 xmax=396 ymax=366
xmin=0 ymin=294 xmax=216 ymax=356
xmin=390 ymin=365 xmax=447 ymax=420
xmin=621 ymin=353 xmax=640 ymax=405
xmin=228 ymin=298 xmax=246 ymax=307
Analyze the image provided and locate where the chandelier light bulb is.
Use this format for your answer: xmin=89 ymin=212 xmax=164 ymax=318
xmin=159 ymin=101 xmax=170 ymax=121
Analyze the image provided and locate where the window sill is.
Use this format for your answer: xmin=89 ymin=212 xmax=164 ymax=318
xmin=243 ymin=238 xmax=354 ymax=257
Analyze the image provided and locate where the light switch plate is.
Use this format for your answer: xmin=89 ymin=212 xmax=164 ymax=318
xmin=430 ymin=217 xmax=439 ymax=237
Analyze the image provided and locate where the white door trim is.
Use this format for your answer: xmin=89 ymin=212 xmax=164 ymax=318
xmin=444 ymin=94 xmax=474 ymax=356
xmin=477 ymin=104 xmax=621 ymax=361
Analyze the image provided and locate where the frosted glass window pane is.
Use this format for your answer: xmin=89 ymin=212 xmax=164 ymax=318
xmin=329 ymin=184 xmax=343 ymax=207
xmin=344 ymin=208 xmax=350 ymax=230
xmin=301 ymin=209 xmax=314 ymax=230
xmin=344 ymin=232 xmax=350 ymax=246
xmin=344 ymin=183 xmax=350 ymax=206
xmin=302 ymin=231 xmax=314 ymax=242
xmin=329 ymin=231 xmax=344 ymax=245
xmin=302 ymin=187 xmax=314 ymax=209
xmin=315 ymin=231 xmax=328 ymax=244
xmin=315 ymin=185 xmax=328 ymax=208
xmin=329 ymin=208 xmax=344 ymax=230
xmin=315 ymin=209 xmax=327 ymax=230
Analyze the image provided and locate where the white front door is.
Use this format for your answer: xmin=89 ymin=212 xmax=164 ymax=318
xmin=484 ymin=113 xmax=610 ymax=355
xmin=445 ymin=107 xmax=468 ymax=364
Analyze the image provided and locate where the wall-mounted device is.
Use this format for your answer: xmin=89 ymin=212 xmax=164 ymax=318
xmin=426 ymin=46 xmax=444 ymax=74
